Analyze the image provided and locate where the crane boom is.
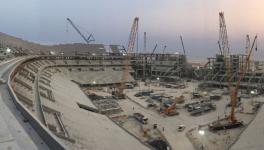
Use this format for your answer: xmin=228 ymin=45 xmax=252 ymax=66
xmin=245 ymin=35 xmax=250 ymax=51
xmin=180 ymin=36 xmax=186 ymax=55
xmin=219 ymin=12 xmax=230 ymax=56
xmin=116 ymin=17 xmax=139 ymax=98
xmin=66 ymin=18 xmax=95 ymax=44
xmin=218 ymin=41 xmax=223 ymax=55
xmin=151 ymin=44 xmax=158 ymax=56
xmin=229 ymin=35 xmax=257 ymax=122
xmin=219 ymin=12 xmax=233 ymax=97
xmin=218 ymin=12 xmax=257 ymax=123
xmin=245 ymin=35 xmax=251 ymax=71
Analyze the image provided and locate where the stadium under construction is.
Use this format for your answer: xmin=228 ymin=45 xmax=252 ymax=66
xmin=0 ymin=13 xmax=263 ymax=150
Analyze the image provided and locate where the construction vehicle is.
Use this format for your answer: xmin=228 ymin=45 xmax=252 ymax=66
xmin=190 ymin=103 xmax=216 ymax=116
xmin=113 ymin=17 xmax=139 ymax=99
xmin=209 ymin=12 xmax=257 ymax=131
xmin=164 ymin=95 xmax=184 ymax=116
xmin=66 ymin=18 xmax=95 ymax=44
xmin=177 ymin=125 xmax=186 ymax=132
xmin=133 ymin=113 xmax=148 ymax=124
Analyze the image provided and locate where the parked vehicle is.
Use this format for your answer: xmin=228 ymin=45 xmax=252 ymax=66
xmin=177 ymin=125 xmax=186 ymax=132
xmin=134 ymin=90 xmax=153 ymax=97
xmin=133 ymin=113 xmax=148 ymax=124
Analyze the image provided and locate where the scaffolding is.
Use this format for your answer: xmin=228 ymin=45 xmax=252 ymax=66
xmin=202 ymin=53 xmax=264 ymax=91
xmin=132 ymin=53 xmax=187 ymax=80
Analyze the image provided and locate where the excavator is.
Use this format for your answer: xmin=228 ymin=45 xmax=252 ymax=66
xmin=164 ymin=95 xmax=185 ymax=116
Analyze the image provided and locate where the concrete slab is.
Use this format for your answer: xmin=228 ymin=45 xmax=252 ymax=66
xmin=0 ymin=110 xmax=20 ymax=150
xmin=0 ymin=58 xmax=50 ymax=150
xmin=231 ymin=104 xmax=264 ymax=150
xmin=46 ymin=73 xmax=150 ymax=150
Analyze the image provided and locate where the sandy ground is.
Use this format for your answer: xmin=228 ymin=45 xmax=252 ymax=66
xmin=116 ymin=81 xmax=264 ymax=150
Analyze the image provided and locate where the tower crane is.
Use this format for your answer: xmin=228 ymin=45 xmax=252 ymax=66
xmin=66 ymin=18 xmax=95 ymax=44
xmin=114 ymin=17 xmax=139 ymax=99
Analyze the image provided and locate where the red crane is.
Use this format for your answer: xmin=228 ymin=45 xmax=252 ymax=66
xmin=115 ymin=17 xmax=139 ymax=98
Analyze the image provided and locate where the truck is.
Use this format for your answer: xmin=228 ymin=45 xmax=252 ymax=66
xmin=133 ymin=113 xmax=148 ymax=124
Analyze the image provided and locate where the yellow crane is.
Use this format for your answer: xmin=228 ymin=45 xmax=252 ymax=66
xmin=115 ymin=17 xmax=139 ymax=99
xmin=210 ymin=12 xmax=257 ymax=131
xmin=219 ymin=12 xmax=258 ymax=123
xmin=229 ymin=35 xmax=257 ymax=122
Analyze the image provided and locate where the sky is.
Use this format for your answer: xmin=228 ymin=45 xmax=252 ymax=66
xmin=0 ymin=0 xmax=264 ymax=59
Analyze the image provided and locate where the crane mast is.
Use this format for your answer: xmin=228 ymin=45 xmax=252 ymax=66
xmin=66 ymin=18 xmax=95 ymax=44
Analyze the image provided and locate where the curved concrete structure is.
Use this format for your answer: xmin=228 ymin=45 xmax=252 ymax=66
xmin=9 ymin=56 xmax=150 ymax=150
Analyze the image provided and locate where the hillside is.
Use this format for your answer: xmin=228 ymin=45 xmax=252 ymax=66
xmin=0 ymin=32 xmax=108 ymax=55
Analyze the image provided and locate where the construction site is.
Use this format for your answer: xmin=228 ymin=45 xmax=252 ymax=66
xmin=0 ymin=3 xmax=264 ymax=149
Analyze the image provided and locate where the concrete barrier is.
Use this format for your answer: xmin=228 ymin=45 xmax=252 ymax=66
xmin=7 ymin=57 xmax=67 ymax=150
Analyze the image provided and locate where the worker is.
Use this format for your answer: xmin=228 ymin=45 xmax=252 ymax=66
xmin=153 ymin=124 xmax=157 ymax=129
